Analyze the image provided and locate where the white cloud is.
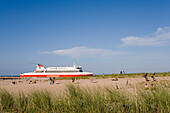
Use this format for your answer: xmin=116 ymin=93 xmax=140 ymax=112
xmin=41 ymin=47 xmax=127 ymax=58
xmin=120 ymin=27 xmax=170 ymax=47
xmin=156 ymin=27 xmax=164 ymax=33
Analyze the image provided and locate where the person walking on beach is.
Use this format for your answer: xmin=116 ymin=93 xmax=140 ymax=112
xmin=90 ymin=76 xmax=93 ymax=82
xmin=53 ymin=77 xmax=55 ymax=84
xmin=72 ymin=77 xmax=75 ymax=82
xmin=50 ymin=77 xmax=53 ymax=84
xmin=144 ymin=73 xmax=149 ymax=81
xmin=151 ymin=73 xmax=156 ymax=81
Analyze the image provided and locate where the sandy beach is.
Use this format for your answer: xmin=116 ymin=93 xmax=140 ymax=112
xmin=0 ymin=77 xmax=169 ymax=95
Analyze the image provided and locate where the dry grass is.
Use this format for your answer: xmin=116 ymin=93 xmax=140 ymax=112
xmin=0 ymin=80 xmax=169 ymax=113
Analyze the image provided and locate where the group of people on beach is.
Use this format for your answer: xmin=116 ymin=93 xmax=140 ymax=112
xmin=29 ymin=80 xmax=36 ymax=84
xmin=50 ymin=77 xmax=55 ymax=84
xmin=145 ymin=83 xmax=155 ymax=90
xmin=144 ymin=73 xmax=156 ymax=90
xmin=120 ymin=71 xmax=126 ymax=74
xmin=47 ymin=73 xmax=156 ymax=87
xmin=144 ymin=73 xmax=156 ymax=81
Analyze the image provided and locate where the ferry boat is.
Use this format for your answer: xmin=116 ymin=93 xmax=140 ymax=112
xmin=20 ymin=64 xmax=93 ymax=78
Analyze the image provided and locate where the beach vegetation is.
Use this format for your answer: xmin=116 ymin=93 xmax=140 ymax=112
xmin=0 ymin=81 xmax=169 ymax=113
xmin=51 ymin=72 xmax=170 ymax=80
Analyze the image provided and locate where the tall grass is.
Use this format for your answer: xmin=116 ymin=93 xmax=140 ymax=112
xmin=0 ymin=90 xmax=14 ymax=112
xmin=0 ymin=82 xmax=169 ymax=112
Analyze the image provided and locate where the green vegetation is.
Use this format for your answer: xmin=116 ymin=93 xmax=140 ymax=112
xmin=0 ymin=90 xmax=14 ymax=111
xmin=53 ymin=72 xmax=170 ymax=80
xmin=94 ymin=72 xmax=170 ymax=79
xmin=0 ymin=81 xmax=169 ymax=113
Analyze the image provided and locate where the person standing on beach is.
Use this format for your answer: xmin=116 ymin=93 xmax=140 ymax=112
xmin=53 ymin=77 xmax=55 ymax=84
xmin=90 ymin=76 xmax=93 ymax=82
xmin=144 ymin=73 xmax=149 ymax=81
xmin=72 ymin=77 xmax=75 ymax=82
xmin=151 ymin=73 xmax=156 ymax=81
xmin=50 ymin=77 xmax=53 ymax=84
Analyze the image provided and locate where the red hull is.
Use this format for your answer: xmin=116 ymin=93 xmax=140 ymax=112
xmin=20 ymin=74 xmax=93 ymax=78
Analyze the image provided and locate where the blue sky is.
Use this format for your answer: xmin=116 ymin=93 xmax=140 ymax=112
xmin=0 ymin=0 xmax=170 ymax=74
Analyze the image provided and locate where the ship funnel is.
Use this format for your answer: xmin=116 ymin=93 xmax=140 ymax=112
xmin=36 ymin=64 xmax=45 ymax=71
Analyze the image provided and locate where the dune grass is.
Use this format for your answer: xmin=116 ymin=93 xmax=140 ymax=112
xmin=0 ymin=81 xmax=169 ymax=113
xmin=52 ymin=72 xmax=170 ymax=80
xmin=94 ymin=72 xmax=170 ymax=79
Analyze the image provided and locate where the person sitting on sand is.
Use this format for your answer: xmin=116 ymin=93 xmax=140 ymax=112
xmin=29 ymin=80 xmax=33 ymax=84
xmin=112 ymin=77 xmax=118 ymax=81
xmin=11 ymin=81 xmax=17 ymax=85
xmin=145 ymin=83 xmax=149 ymax=90
xmin=34 ymin=80 xmax=37 ymax=84
xmin=151 ymin=83 xmax=155 ymax=90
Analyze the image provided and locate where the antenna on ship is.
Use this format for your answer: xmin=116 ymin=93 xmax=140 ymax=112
xmin=73 ymin=62 xmax=76 ymax=67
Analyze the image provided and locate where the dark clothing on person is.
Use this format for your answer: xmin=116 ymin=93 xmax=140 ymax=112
xmin=53 ymin=77 xmax=55 ymax=84
xmin=72 ymin=78 xmax=75 ymax=82
xmin=144 ymin=73 xmax=149 ymax=81
xmin=50 ymin=77 xmax=53 ymax=84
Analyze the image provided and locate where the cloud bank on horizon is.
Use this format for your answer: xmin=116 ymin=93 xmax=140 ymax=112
xmin=120 ymin=27 xmax=170 ymax=47
xmin=41 ymin=47 xmax=127 ymax=59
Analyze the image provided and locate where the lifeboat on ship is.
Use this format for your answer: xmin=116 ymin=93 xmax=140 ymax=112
xmin=20 ymin=64 xmax=93 ymax=78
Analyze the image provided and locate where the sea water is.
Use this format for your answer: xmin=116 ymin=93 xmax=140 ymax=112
xmin=0 ymin=75 xmax=20 ymax=77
